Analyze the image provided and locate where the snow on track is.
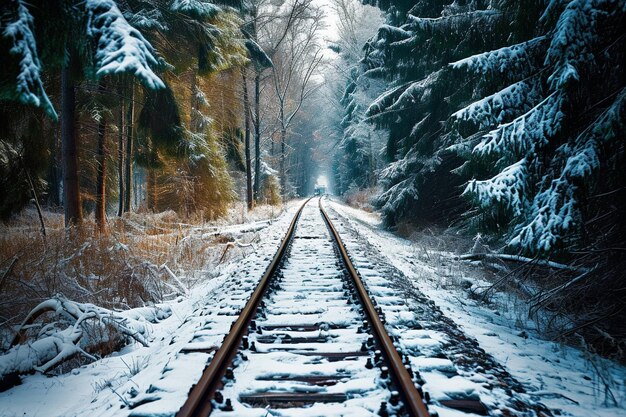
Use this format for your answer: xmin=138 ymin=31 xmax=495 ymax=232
xmin=0 ymin=202 xmax=305 ymax=417
xmin=322 ymin=199 xmax=550 ymax=417
xmin=326 ymin=198 xmax=626 ymax=417
xmin=211 ymin=201 xmax=387 ymax=417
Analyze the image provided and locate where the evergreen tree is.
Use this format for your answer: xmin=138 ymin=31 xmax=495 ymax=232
xmin=456 ymin=0 xmax=626 ymax=256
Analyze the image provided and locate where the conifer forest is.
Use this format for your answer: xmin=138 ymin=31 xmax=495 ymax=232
xmin=0 ymin=1 xmax=625 ymax=416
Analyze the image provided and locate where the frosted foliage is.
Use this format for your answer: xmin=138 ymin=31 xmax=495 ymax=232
xmin=129 ymin=9 xmax=168 ymax=31
xmin=377 ymin=176 xmax=418 ymax=216
xmin=170 ymin=0 xmax=221 ymax=18
xmin=390 ymin=71 xmax=441 ymax=112
xmin=86 ymin=0 xmax=165 ymax=90
xmin=473 ymin=92 xmax=565 ymax=159
xmin=545 ymin=0 xmax=626 ymax=88
xmin=2 ymin=1 xmax=56 ymax=118
xmin=453 ymin=81 xmax=542 ymax=129
xmin=511 ymin=179 xmax=577 ymax=252
xmin=512 ymin=88 xmax=625 ymax=252
xmin=464 ymin=159 xmax=528 ymax=216
xmin=366 ymin=83 xmax=409 ymax=117
xmin=245 ymin=38 xmax=273 ymax=68
xmin=451 ymin=37 xmax=546 ymax=75
xmin=407 ymin=10 xmax=501 ymax=33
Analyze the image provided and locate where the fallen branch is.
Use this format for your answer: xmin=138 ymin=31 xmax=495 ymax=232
xmin=218 ymin=238 xmax=257 ymax=264
xmin=160 ymin=263 xmax=189 ymax=296
xmin=2 ymin=296 xmax=159 ymax=383
xmin=529 ymin=269 xmax=594 ymax=310
xmin=457 ymin=252 xmax=589 ymax=273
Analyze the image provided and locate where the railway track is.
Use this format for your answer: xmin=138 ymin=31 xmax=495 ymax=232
xmin=176 ymin=198 xmax=430 ymax=417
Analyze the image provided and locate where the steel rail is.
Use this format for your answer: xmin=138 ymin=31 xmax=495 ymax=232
xmin=176 ymin=198 xmax=311 ymax=417
xmin=319 ymin=199 xmax=431 ymax=417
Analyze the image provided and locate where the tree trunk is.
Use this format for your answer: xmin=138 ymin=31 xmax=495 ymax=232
xmin=61 ymin=61 xmax=82 ymax=226
xmin=95 ymin=113 xmax=107 ymax=233
xmin=147 ymin=165 xmax=158 ymax=211
xmin=253 ymin=72 xmax=261 ymax=202
xmin=124 ymin=83 xmax=135 ymax=213
xmin=280 ymin=126 xmax=286 ymax=197
xmin=45 ymin=116 xmax=61 ymax=207
xmin=242 ymin=69 xmax=253 ymax=210
xmin=117 ymin=86 xmax=125 ymax=216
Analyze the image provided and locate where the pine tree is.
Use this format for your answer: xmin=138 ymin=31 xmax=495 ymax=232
xmin=361 ymin=1 xmax=534 ymax=224
xmin=454 ymin=0 xmax=626 ymax=255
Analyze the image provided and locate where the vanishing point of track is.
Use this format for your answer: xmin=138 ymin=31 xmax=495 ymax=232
xmin=176 ymin=198 xmax=430 ymax=417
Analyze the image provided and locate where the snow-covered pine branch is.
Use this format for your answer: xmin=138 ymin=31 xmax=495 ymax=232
xmin=86 ymin=0 xmax=165 ymax=90
xmin=511 ymin=87 xmax=626 ymax=253
xmin=170 ymin=0 xmax=221 ymax=19
xmin=452 ymin=80 xmax=543 ymax=130
xmin=2 ymin=0 xmax=57 ymax=119
xmin=545 ymin=0 xmax=626 ymax=89
xmin=472 ymin=92 xmax=565 ymax=160
xmin=451 ymin=36 xmax=547 ymax=77
xmin=463 ymin=158 xmax=528 ymax=217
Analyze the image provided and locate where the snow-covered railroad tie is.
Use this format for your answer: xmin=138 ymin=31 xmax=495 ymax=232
xmin=174 ymin=198 xmax=432 ymax=417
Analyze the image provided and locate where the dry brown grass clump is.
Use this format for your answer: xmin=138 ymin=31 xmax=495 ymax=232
xmin=344 ymin=187 xmax=378 ymax=212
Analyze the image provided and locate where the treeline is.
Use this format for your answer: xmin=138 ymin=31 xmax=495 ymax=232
xmin=335 ymin=0 xmax=625 ymax=354
xmin=0 ymin=0 xmax=324 ymax=231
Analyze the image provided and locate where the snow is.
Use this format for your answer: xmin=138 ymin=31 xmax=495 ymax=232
xmin=170 ymin=0 xmax=221 ymax=19
xmin=327 ymin=198 xmax=626 ymax=417
xmin=463 ymin=158 xmax=528 ymax=216
xmin=451 ymin=36 xmax=546 ymax=75
xmin=86 ymin=0 xmax=165 ymax=90
xmin=473 ymin=92 xmax=565 ymax=159
xmin=3 ymin=198 xmax=625 ymax=416
xmin=0 ymin=201 xmax=305 ymax=417
xmin=452 ymin=80 xmax=542 ymax=130
xmin=2 ymin=0 xmax=56 ymax=119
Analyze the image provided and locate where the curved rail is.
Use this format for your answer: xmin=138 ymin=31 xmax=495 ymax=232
xmin=176 ymin=198 xmax=311 ymax=417
xmin=319 ymin=199 xmax=430 ymax=417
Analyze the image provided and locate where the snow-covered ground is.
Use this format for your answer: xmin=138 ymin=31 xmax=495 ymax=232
xmin=2 ymin=198 xmax=625 ymax=417
xmin=326 ymin=198 xmax=626 ymax=417
xmin=0 ymin=201 xmax=305 ymax=417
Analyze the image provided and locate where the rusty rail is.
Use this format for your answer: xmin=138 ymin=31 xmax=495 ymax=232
xmin=177 ymin=197 xmax=430 ymax=417
xmin=176 ymin=198 xmax=310 ymax=417
xmin=319 ymin=199 xmax=430 ymax=417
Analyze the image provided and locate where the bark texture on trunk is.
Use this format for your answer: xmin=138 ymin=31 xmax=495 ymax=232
xmin=95 ymin=114 xmax=107 ymax=233
xmin=61 ymin=62 xmax=82 ymax=226
xmin=117 ymin=87 xmax=125 ymax=216
xmin=124 ymin=84 xmax=135 ymax=213
xmin=253 ymin=72 xmax=261 ymax=202
xmin=280 ymin=127 xmax=286 ymax=197
xmin=242 ymin=69 xmax=253 ymax=210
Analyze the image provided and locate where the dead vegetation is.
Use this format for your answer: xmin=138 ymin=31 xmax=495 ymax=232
xmin=0 ymin=203 xmax=285 ymax=356
xmin=343 ymin=187 xmax=378 ymax=212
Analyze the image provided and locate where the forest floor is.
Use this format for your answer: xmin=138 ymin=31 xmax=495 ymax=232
xmin=0 ymin=198 xmax=624 ymax=417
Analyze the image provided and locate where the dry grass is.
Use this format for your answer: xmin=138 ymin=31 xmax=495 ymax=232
xmin=0 ymin=203 xmax=286 ymax=350
xmin=344 ymin=187 xmax=378 ymax=211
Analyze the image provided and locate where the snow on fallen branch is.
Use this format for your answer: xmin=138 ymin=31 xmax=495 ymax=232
xmin=1 ymin=296 xmax=166 ymax=382
xmin=457 ymin=252 xmax=590 ymax=273
xmin=160 ymin=263 xmax=189 ymax=296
